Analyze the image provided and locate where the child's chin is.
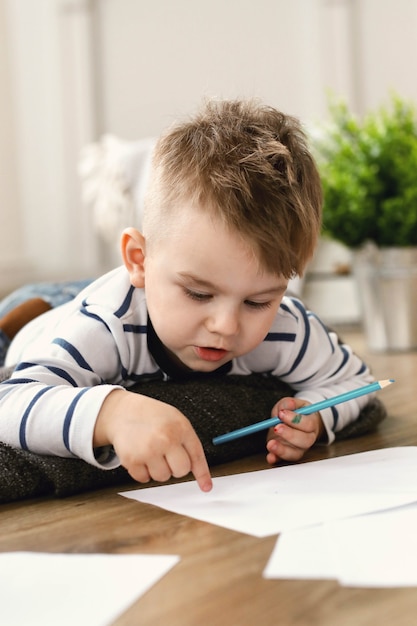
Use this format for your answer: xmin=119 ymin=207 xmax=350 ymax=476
xmin=187 ymin=357 xmax=225 ymax=373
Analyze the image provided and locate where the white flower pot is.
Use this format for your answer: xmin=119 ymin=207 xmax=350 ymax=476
xmin=354 ymin=243 xmax=417 ymax=352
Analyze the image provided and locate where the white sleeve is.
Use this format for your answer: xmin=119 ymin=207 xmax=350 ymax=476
xmin=233 ymin=297 xmax=375 ymax=443
xmin=274 ymin=300 xmax=375 ymax=443
xmin=0 ymin=307 xmax=129 ymax=468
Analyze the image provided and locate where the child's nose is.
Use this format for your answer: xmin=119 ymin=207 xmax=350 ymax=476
xmin=207 ymin=307 xmax=240 ymax=336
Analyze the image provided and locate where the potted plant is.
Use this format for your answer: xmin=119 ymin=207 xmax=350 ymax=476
xmin=312 ymin=94 xmax=417 ymax=351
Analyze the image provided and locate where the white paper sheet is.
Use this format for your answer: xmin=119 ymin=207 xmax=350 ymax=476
xmin=263 ymin=524 xmax=335 ymax=580
xmin=264 ymin=502 xmax=417 ymax=587
xmin=120 ymin=447 xmax=417 ymax=537
xmin=0 ymin=552 xmax=179 ymax=626
xmin=330 ymin=502 xmax=417 ymax=587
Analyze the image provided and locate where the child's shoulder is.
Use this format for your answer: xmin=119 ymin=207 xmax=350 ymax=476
xmin=79 ymin=266 xmax=131 ymax=302
xmin=79 ymin=267 xmax=148 ymax=326
xmin=6 ymin=267 xmax=144 ymax=365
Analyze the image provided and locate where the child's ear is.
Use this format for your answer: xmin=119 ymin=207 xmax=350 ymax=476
xmin=120 ymin=227 xmax=146 ymax=287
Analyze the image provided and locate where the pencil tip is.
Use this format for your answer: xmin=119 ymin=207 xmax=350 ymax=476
xmin=380 ymin=378 xmax=395 ymax=388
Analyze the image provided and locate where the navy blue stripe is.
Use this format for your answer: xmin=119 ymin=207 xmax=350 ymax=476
xmin=264 ymin=332 xmax=296 ymax=342
xmin=329 ymin=345 xmax=350 ymax=377
xmin=13 ymin=361 xmax=76 ymax=385
xmin=1 ymin=377 xmax=38 ymax=385
xmin=14 ymin=362 xmax=38 ymax=372
xmin=63 ymin=388 xmax=90 ymax=452
xmin=52 ymin=338 xmax=94 ymax=372
xmin=357 ymin=362 xmax=367 ymax=375
xmin=308 ymin=312 xmax=334 ymax=353
xmin=282 ymin=299 xmax=310 ymax=376
xmin=120 ymin=365 xmax=149 ymax=383
xmin=45 ymin=365 xmax=78 ymax=386
xmin=114 ymin=286 xmax=135 ymax=318
xmin=80 ymin=307 xmax=111 ymax=332
xmin=123 ymin=324 xmax=147 ymax=334
xmin=120 ymin=365 xmax=129 ymax=381
xmin=288 ymin=371 xmax=319 ymax=386
xmin=330 ymin=405 xmax=338 ymax=429
xmin=279 ymin=300 xmax=299 ymax=321
xmin=19 ymin=386 xmax=52 ymax=450
xmin=125 ymin=370 xmax=164 ymax=384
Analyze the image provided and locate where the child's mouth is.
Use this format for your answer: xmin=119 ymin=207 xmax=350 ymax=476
xmin=195 ymin=347 xmax=228 ymax=362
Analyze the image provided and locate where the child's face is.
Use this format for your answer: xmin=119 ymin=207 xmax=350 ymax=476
xmin=139 ymin=205 xmax=288 ymax=372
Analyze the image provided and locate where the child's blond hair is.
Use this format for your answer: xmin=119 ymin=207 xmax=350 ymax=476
xmin=143 ymin=99 xmax=322 ymax=279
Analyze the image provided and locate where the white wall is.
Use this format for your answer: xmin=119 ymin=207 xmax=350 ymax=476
xmin=2 ymin=0 xmax=417 ymax=292
xmin=1 ymin=0 xmax=100 ymax=292
xmin=95 ymin=0 xmax=328 ymax=136
xmin=353 ymin=0 xmax=417 ymax=112
xmin=0 ymin=0 xmax=29 ymax=294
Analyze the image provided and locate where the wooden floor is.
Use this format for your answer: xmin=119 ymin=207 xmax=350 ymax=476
xmin=1 ymin=327 xmax=417 ymax=626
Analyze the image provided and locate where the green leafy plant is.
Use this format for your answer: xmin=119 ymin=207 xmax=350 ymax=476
xmin=313 ymin=94 xmax=417 ymax=247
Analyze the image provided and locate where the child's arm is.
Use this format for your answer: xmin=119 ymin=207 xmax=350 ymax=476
xmin=260 ymin=297 xmax=376 ymax=444
xmin=0 ymin=276 xmax=213 ymax=490
xmin=94 ymin=389 xmax=213 ymax=492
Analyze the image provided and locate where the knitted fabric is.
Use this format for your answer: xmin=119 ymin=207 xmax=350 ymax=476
xmin=0 ymin=366 xmax=387 ymax=503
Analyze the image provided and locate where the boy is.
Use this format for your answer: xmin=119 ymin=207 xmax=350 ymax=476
xmin=0 ymin=99 xmax=374 ymax=493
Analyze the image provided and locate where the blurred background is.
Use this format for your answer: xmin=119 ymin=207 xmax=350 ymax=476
xmin=1 ymin=0 xmax=417 ymax=304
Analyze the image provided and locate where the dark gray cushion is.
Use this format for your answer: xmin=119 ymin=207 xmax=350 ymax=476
xmin=0 ymin=366 xmax=387 ymax=503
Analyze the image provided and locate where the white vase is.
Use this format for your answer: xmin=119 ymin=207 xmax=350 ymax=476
xmin=354 ymin=243 xmax=417 ymax=352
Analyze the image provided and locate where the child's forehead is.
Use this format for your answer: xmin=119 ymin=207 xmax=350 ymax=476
xmin=165 ymin=203 xmax=239 ymax=240
xmin=155 ymin=205 xmax=286 ymax=277
xmin=148 ymin=199 xmax=289 ymax=279
xmin=155 ymin=200 xmax=224 ymax=237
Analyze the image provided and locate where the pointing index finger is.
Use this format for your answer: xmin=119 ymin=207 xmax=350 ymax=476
xmin=184 ymin=434 xmax=212 ymax=492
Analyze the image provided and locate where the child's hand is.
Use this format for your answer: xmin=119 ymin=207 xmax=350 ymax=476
xmin=265 ymin=396 xmax=325 ymax=465
xmin=94 ymin=389 xmax=213 ymax=492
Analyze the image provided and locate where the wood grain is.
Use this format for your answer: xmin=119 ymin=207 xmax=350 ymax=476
xmin=1 ymin=328 xmax=416 ymax=626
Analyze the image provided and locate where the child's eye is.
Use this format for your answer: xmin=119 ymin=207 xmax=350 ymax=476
xmin=245 ymin=300 xmax=272 ymax=310
xmin=184 ymin=288 xmax=212 ymax=302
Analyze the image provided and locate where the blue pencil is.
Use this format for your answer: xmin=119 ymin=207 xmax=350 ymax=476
xmin=212 ymin=379 xmax=394 ymax=445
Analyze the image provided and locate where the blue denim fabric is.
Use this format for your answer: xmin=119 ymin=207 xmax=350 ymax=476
xmin=0 ymin=279 xmax=92 ymax=366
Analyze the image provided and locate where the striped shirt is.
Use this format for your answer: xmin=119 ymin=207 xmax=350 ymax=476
xmin=0 ymin=266 xmax=374 ymax=469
